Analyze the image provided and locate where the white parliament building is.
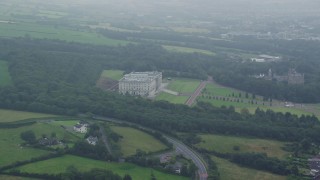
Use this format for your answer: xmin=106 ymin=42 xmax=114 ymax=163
xmin=119 ymin=71 xmax=162 ymax=96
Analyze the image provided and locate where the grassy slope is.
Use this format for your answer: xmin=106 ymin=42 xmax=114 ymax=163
xmin=167 ymin=78 xmax=200 ymax=94
xmin=163 ymin=45 xmax=216 ymax=56
xmin=110 ymin=126 xmax=167 ymax=157
xmin=155 ymin=92 xmax=189 ymax=104
xmin=101 ymin=70 xmax=125 ymax=80
xmin=0 ymin=109 xmax=57 ymax=123
xmin=0 ymin=122 xmax=80 ymax=167
xmin=211 ymin=156 xmax=286 ymax=180
xmin=197 ymin=134 xmax=289 ymax=159
xmin=0 ymin=60 xmax=12 ymax=86
xmin=13 ymin=155 xmax=188 ymax=180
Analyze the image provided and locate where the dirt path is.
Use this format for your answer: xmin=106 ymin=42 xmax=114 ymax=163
xmin=98 ymin=125 xmax=112 ymax=155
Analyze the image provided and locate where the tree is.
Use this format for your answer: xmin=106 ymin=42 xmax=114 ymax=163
xmin=20 ymin=130 xmax=36 ymax=144
xmin=150 ymin=171 xmax=156 ymax=180
xmin=123 ymin=174 xmax=132 ymax=180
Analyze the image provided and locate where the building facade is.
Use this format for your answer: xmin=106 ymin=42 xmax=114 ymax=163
xmin=119 ymin=71 xmax=162 ymax=96
xmin=265 ymin=68 xmax=304 ymax=85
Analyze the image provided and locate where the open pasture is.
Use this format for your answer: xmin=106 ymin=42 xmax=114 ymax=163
xmin=155 ymin=92 xmax=189 ymax=104
xmin=211 ymin=156 xmax=286 ymax=180
xmin=0 ymin=60 xmax=12 ymax=86
xmin=0 ymin=122 xmax=81 ymax=167
xmin=196 ymin=134 xmax=289 ymax=159
xmin=110 ymin=126 xmax=167 ymax=157
xmin=0 ymin=22 xmax=128 ymax=46
xmin=12 ymin=155 xmax=188 ymax=180
xmin=167 ymin=78 xmax=200 ymax=94
xmin=0 ymin=109 xmax=57 ymax=123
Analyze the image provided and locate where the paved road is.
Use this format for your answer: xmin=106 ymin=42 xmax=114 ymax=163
xmin=185 ymin=81 xmax=207 ymax=106
xmin=165 ymin=136 xmax=208 ymax=180
xmin=92 ymin=115 xmax=208 ymax=180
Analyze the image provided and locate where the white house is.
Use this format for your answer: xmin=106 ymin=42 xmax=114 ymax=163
xmin=73 ymin=123 xmax=88 ymax=133
xmin=86 ymin=136 xmax=98 ymax=146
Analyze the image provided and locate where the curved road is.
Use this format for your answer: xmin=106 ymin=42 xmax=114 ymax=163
xmin=92 ymin=115 xmax=208 ymax=180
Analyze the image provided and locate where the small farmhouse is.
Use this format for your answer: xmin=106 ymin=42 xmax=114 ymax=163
xmin=86 ymin=136 xmax=98 ymax=146
xmin=73 ymin=123 xmax=88 ymax=133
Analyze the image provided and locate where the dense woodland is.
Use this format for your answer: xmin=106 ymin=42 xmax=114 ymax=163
xmin=0 ymin=38 xmax=319 ymax=147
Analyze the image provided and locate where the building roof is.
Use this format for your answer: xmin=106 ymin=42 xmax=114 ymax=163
xmin=120 ymin=71 xmax=161 ymax=82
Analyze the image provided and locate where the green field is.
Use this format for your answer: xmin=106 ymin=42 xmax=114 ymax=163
xmin=110 ymin=126 xmax=167 ymax=156
xmin=163 ymin=45 xmax=216 ymax=56
xmin=101 ymin=70 xmax=125 ymax=80
xmin=0 ymin=122 xmax=81 ymax=167
xmin=211 ymin=156 xmax=286 ymax=180
xmin=203 ymin=83 xmax=245 ymax=97
xmin=155 ymin=92 xmax=189 ymax=104
xmin=52 ymin=120 xmax=79 ymax=127
xmin=167 ymin=78 xmax=201 ymax=94
xmin=12 ymin=155 xmax=188 ymax=180
xmin=0 ymin=22 xmax=128 ymax=46
xmin=199 ymin=82 xmax=316 ymax=118
xmin=0 ymin=109 xmax=58 ymax=123
xmin=0 ymin=60 xmax=12 ymax=86
xmin=196 ymin=134 xmax=289 ymax=159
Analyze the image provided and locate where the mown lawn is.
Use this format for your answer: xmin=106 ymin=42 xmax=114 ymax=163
xmin=211 ymin=156 xmax=286 ymax=180
xmin=0 ymin=122 xmax=81 ymax=167
xmin=163 ymin=45 xmax=216 ymax=56
xmin=167 ymin=78 xmax=201 ymax=94
xmin=110 ymin=126 xmax=167 ymax=157
xmin=52 ymin=120 xmax=79 ymax=127
xmin=0 ymin=60 xmax=12 ymax=86
xmin=155 ymin=92 xmax=189 ymax=104
xmin=203 ymin=83 xmax=244 ymax=97
xmin=100 ymin=70 xmax=125 ymax=80
xmin=0 ymin=109 xmax=58 ymax=123
xmin=12 ymin=155 xmax=189 ymax=180
xmin=196 ymin=134 xmax=289 ymax=159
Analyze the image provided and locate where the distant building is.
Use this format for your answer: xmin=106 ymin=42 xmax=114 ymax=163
xmin=86 ymin=136 xmax=98 ymax=146
xmin=264 ymin=68 xmax=304 ymax=85
xmin=251 ymin=55 xmax=281 ymax=63
xmin=119 ymin=71 xmax=162 ymax=96
xmin=288 ymin=68 xmax=305 ymax=85
xmin=309 ymin=156 xmax=320 ymax=178
xmin=73 ymin=123 xmax=88 ymax=133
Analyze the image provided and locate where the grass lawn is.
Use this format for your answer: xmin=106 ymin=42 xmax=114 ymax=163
xmin=196 ymin=134 xmax=289 ymax=159
xmin=0 ymin=60 xmax=12 ymax=86
xmin=163 ymin=45 xmax=216 ymax=56
xmin=0 ymin=122 xmax=81 ymax=167
xmin=203 ymin=83 xmax=244 ymax=97
xmin=12 ymin=155 xmax=188 ymax=180
xmin=0 ymin=22 xmax=128 ymax=46
xmin=110 ymin=126 xmax=167 ymax=157
xmin=52 ymin=120 xmax=79 ymax=127
xmin=100 ymin=70 xmax=125 ymax=80
xmin=167 ymin=78 xmax=201 ymax=94
xmin=211 ymin=156 xmax=286 ymax=180
xmin=0 ymin=109 xmax=58 ymax=123
xmin=155 ymin=92 xmax=189 ymax=104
